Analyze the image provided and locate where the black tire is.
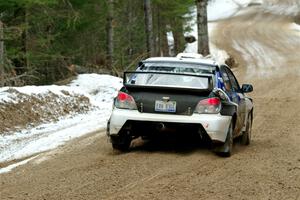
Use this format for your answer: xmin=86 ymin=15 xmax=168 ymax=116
xmin=241 ymin=113 xmax=252 ymax=145
xmin=111 ymin=136 xmax=131 ymax=152
xmin=112 ymin=142 xmax=130 ymax=151
xmin=215 ymin=121 xmax=233 ymax=157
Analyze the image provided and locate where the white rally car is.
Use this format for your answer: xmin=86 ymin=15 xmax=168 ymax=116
xmin=107 ymin=53 xmax=254 ymax=156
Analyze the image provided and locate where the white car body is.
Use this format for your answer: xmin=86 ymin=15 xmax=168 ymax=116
xmin=109 ymin=109 xmax=232 ymax=143
xmin=106 ymin=54 xmax=254 ymax=156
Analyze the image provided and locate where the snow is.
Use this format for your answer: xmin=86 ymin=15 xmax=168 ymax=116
xmin=262 ymin=2 xmax=300 ymax=16
xmin=290 ymin=22 xmax=300 ymax=32
xmin=0 ymin=91 xmax=13 ymax=103
xmin=167 ymin=31 xmax=175 ymax=56
xmin=184 ymin=9 xmax=230 ymax=64
xmin=69 ymin=74 xmax=122 ymax=107
xmin=208 ymin=0 xmax=247 ymax=21
xmin=0 ymin=111 xmax=107 ymax=163
xmin=208 ymin=0 xmax=263 ymax=21
xmin=0 ymin=74 xmax=122 ymax=173
xmin=0 ymin=156 xmax=38 ymax=174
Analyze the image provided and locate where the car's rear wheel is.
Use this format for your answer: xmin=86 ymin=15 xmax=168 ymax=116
xmin=112 ymin=141 xmax=131 ymax=151
xmin=111 ymin=134 xmax=131 ymax=152
xmin=215 ymin=121 xmax=233 ymax=157
xmin=241 ymin=113 xmax=252 ymax=145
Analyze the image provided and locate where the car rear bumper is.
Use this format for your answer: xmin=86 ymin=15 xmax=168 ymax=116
xmin=108 ymin=108 xmax=232 ymax=143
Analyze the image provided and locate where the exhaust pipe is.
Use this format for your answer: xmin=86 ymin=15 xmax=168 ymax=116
xmin=156 ymin=122 xmax=166 ymax=131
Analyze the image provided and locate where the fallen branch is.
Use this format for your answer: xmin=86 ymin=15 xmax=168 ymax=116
xmin=1 ymin=71 xmax=39 ymax=86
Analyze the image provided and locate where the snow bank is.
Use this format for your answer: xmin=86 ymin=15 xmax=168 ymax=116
xmin=0 ymin=74 xmax=122 ymax=167
xmin=0 ymin=110 xmax=109 ymax=163
xmin=69 ymin=74 xmax=122 ymax=107
xmin=262 ymin=2 xmax=300 ymax=16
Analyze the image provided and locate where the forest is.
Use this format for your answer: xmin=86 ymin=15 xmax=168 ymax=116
xmin=0 ymin=0 xmax=209 ymax=86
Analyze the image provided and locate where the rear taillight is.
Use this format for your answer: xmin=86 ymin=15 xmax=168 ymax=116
xmin=115 ymin=92 xmax=137 ymax=110
xmin=194 ymin=97 xmax=221 ymax=114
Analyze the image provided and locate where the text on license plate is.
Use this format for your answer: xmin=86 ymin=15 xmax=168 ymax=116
xmin=155 ymin=100 xmax=176 ymax=113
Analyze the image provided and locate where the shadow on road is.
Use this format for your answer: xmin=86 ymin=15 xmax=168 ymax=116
xmin=128 ymin=131 xmax=212 ymax=155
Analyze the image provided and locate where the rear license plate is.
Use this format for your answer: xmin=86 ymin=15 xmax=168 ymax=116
xmin=155 ymin=100 xmax=176 ymax=113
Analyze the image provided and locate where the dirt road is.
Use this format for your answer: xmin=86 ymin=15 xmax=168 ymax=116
xmin=1 ymin=1 xmax=300 ymax=200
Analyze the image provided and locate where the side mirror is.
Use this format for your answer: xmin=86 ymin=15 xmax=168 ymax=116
xmin=241 ymin=84 xmax=253 ymax=93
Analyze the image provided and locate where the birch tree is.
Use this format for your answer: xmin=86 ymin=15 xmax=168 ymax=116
xmin=196 ymin=0 xmax=210 ymax=56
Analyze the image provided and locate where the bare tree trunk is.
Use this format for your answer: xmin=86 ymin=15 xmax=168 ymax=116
xmin=196 ymin=0 xmax=210 ymax=56
xmin=162 ymin=30 xmax=169 ymax=56
xmin=173 ymin=29 xmax=180 ymax=55
xmin=155 ymin=5 xmax=160 ymax=56
xmin=144 ymin=0 xmax=155 ymax=57
xmin=24 ymin=7 xmax=29 ymax=69
xmin=106 ymin=0 xmax=114 ymax=70
xmin=127 ymin=0 xmax=133 ymax=59
xmin=20 ymin=7 xmax=30 ymax=71
xmin=0 ymin=20 xmax=4 ymax=86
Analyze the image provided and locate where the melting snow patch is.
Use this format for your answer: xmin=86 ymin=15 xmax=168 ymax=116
xmin=0 ymin=156 xmax=38 ymax=174
xmin=0 ymin=74 xmax=122 ymax=166
xmin=290 ymin=22 xmax=300 ymax=32
xmin=208 ymin=0 xmax=258 ymax=21
xmin=0 ymin=110 xmax=108 ymax=162
xmin=262 ymin=2 xmax=300 ymax=16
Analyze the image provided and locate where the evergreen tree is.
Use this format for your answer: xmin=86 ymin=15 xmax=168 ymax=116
xmin=0 ymin=0 xmax=198 ymax=85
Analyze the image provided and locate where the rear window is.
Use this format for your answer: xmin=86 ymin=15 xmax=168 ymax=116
xmin=124 ymin=72 xmax=212 ymax=90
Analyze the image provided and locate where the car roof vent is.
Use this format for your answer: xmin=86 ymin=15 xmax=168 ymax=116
xmin=176 ymin=53 xmax=216 ymax=60
xmin=176 ymin=53 xmax=203 ymax=59
xmin=176 ymin=53 xmax=218 ymax=65
xmin=204 ymin=54 xmax=213 ymax=59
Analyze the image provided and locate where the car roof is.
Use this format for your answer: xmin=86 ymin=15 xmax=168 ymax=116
xmin=143 ymin=56 xmax=219 ymax=67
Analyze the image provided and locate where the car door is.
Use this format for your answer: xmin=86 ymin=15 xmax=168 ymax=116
xmin=220 ymin=65 xmax=245 ymax=135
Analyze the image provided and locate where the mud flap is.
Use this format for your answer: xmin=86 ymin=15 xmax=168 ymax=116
xmin=220 ymin=102 xmax=237 ymax=116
